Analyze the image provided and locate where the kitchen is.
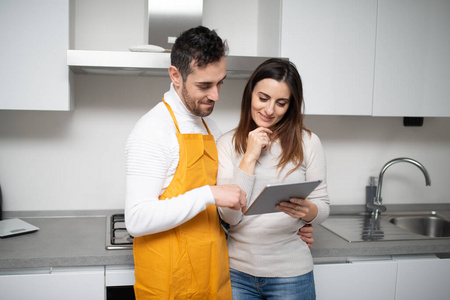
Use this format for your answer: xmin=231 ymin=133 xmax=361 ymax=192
xmin=1 ymin=0 xmax=450 ymax=299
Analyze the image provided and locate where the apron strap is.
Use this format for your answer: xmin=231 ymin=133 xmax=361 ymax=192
xmin=201 ymin=118 xmax=212 ymax=135
xmin=163 ymin=98 xmax=181 ymax=133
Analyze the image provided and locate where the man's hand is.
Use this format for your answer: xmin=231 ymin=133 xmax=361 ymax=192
xmin=210 ymin=184 xmax=247 ymax=210
xmin=297 ymin=224 xmax=314 ymax=248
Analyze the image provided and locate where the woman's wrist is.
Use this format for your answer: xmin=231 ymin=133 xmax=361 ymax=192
xmin=238 ymin=154 xmax=257 ymax=175
xmin=302 ymin=203 xmax=318 ymax=223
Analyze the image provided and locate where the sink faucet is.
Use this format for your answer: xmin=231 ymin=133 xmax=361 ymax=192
xmin=367 ymin=157 xmax=431 ymax=217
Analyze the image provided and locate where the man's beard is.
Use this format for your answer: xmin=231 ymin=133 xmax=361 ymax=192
xmin=181 ymin=85 xmax=215 ymax=117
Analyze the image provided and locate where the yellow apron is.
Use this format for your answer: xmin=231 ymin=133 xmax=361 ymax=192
xmin=133 ymin=100 xmax=232 ymax=299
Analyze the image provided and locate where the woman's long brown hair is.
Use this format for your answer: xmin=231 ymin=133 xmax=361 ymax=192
xmin=233 ymin=58 xmax=310 ymax=176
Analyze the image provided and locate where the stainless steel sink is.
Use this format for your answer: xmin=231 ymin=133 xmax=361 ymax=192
xmin=389 ymin=215 xmax=450 ymax=237
xmin=321 ymin=210 xmax=450 ymax=242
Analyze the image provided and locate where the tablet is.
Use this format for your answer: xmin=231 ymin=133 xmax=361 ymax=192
xmin=244 ymin=180 xmax=322 ymax=215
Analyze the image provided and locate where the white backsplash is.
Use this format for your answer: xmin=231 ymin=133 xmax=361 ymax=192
xmin=0 ymin=75 xmax=449 ymax=211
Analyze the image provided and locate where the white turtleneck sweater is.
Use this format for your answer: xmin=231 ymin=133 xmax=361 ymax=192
xmin=125 ymin=83 xmax=221 ymax=237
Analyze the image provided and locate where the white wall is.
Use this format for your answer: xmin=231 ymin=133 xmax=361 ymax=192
xmin=1 ymin=74 xmax=449 ymax=211
xmin=0 ymin=0 xmax=449 ymax=211
xmin=203 ymin=0 xmax=259 ymax=56
xmin=73 ymin=0 xmax=147 ymax=51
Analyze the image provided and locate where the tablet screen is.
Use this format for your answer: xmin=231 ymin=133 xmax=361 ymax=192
xmin=244 ymin=180 xmax=322 ymax=215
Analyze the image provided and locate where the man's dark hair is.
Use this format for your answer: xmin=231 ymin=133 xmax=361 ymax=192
xmin=171 ymin=26 xmax=228 ymax=81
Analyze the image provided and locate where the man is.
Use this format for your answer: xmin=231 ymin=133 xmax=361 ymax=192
xmin=125 ymin=26 xmax=314 ymax=299
xmin=125 ymin=26 xmax=246 ymax=299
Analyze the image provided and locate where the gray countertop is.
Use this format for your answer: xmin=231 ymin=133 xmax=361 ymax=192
xmin=0 ymin=215 xmax=133 ymax=270
xmin=1 ymin=205 xmax=450 ymax=270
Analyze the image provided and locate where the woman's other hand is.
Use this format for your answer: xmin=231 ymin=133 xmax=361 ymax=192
xmin=246 ymin=127 xmax=272 ymax=160
xmin=239 ymin=127 xmax=272 ymax=175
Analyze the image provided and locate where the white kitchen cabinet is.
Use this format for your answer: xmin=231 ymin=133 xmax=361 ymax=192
xmin=373 ymin=0 xmax=450 ymax=117
xmin=0 ymin=266 xmax=104 ymax=300
xmin=105 ymin=265 xmax=135 ymax=287
xmin=314 ymin=259 xmax=397 ymax=300
xmin=394 ymin=256 xmax=450 ymax=300
xmin=0 ymin=0 xmax=73 ymax=111
xmin=281 ymin=0 xmax=450 ymax=117
xmin=281 ymin=0 xmax=378 ymax=116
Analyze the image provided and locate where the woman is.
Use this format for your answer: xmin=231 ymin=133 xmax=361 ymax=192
xmin=217 ymin=58 xmax=330 ymax=299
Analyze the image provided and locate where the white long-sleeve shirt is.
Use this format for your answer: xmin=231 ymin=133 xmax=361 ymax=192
xmin=125 ymin=84 xmax=222 ymax=237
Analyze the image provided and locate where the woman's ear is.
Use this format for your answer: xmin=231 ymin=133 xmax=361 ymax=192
xmin=169 ymin=66 xmax=182 ymax=89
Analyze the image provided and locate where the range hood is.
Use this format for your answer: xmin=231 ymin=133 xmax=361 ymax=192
xmin=67 ymin=0 xmax=284 ymax=79
xmin=67 ymin=50 xmax=279 ymax=79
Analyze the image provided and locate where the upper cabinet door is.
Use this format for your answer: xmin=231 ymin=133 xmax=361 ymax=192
xmin=373 ymin=0 xmax=450 ymax=117
xmin=281 ymin=0 xmax=378 ymax=115
xmin=0 ymin=0 xmax=73 ymax=111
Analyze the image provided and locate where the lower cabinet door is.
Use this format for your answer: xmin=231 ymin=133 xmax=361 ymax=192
xmin=0 ymin=266 xmax=105 ymax=300
xmin=394 ymin=256 xmax=450 ymax=300
xmin=314 ymin=259 xmax=397 ymax=300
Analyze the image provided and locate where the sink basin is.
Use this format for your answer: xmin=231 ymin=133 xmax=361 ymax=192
xmin=321 ymin=210 xmax=450 ymax=242
xmin=389 ymin=215 xmax=450 ymax=237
